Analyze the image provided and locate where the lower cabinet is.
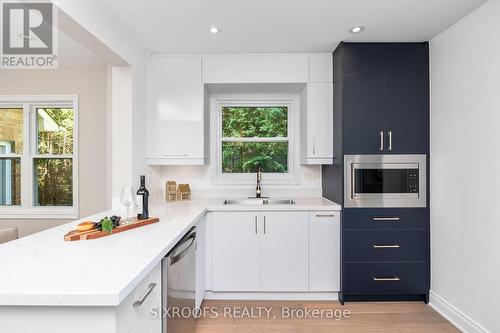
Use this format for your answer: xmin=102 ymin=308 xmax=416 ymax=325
xmin=309 ymin=211 xmax=340 ymax=292
xmin=342 ymin=208 xmax=430 ymax=301
xmin=212 ymin=212 xmax=261 ymax=291
xmin=116 ymin=262 xmax=162 ymax=333
xmin=344 ymin=262 xmax=428 ymax=295
xmin=211 ymin=210 xmax=339 ymax=293
xmin=195 ymin=216 xmax=206 ymax=308
xmin=260 ymin=212 xmax=308 ymax=291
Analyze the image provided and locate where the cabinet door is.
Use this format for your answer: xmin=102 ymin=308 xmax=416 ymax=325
xmin=117 ymin=263 xmax=162 ymax=333
xmin=384 ymin=73 xmax=429 ymax=154
xmin=260 ymin=212 xmax=308 ymax=291
xmin=212 ymin=212 xmax=261 ymax=291
xmin=306 ymin=83 xmax=333 ymax=162
xmin=195 ymin=216 xmax=206 ymax=308
xmin=309 ymin=212 xmax=340 ymax=292
xmin=343 ymin=75 xmax=386 ymax=154
xmin=147 ymin=56 xmax=204 ymax=164
xmin=202 ymin=54 xmax=309 ymax=83
xmin=309 ymin=54 xmax=333 ymax=83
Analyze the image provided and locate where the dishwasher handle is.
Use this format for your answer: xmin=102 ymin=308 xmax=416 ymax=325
xmin=169 ymin=232 xmax=196 ymax=265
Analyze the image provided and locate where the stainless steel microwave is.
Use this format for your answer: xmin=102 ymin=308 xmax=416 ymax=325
xmin=344 ymin=154 xmax=427 ymax=208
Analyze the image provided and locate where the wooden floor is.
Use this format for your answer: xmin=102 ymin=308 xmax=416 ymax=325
xmin=195 ymin=300 xmax=458 ymax=333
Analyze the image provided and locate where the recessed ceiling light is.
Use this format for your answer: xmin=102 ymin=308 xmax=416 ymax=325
xmin=349 ymin=26 xmax=365 ymax=33
xmin=208 ymin=26 xmax=220 ymax=34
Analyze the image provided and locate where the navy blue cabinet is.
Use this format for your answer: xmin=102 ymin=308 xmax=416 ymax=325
xmin=343 ymin=75 xmax=385 ymax=154
xmin=385 ymin=72 xmax=429 ymax=153
xmin=336 ymin=43 xmax=429 ymax=155
xmin=323 ymin=42 xmax=430 ymax=303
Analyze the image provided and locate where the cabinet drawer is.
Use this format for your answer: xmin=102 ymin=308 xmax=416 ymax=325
xmin=344 ymin=230 xmax=427 ymax=262
xmin=344 ymin=262 xmax=428 ymax=295
xmin=344 ymin=208 xmax=428 ymax=230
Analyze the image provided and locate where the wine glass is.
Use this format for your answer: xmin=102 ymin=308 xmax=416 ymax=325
xmin=120 ymin=187 xmax=135 ymax=224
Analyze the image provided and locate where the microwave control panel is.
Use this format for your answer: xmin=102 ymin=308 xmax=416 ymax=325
xmin=407 ymin=170 xmax=419 ymax=193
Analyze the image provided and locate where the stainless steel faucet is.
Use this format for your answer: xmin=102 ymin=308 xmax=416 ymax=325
xmin=256 ymin=166 xmax=262 ymax=198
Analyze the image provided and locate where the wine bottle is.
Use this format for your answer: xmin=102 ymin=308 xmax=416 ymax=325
xmin=136 ymin=175 xmax=149 ymax=220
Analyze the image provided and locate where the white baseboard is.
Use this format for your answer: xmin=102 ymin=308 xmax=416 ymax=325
xmin=429 ymin=291 xmax=489 ymax=333
xmin=205 ymin=291 xmax=338 ymax=301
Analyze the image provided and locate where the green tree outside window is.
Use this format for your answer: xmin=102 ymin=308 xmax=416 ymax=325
xmin=221 ymin=107 xmax=288 ymax=173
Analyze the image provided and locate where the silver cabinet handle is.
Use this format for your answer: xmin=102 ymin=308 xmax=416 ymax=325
xmin=388 ymin=131 xmax=392 ymax=151
xmin=373 ymin=217 xmax=400 ymax=222
xmin=255 ymin=216 xmax=258 ymax=234
xmin=373 ymin=244 xmax=400 ymax=249
xmin=263 ymin=215 xmax=266 ymax=234
xmin=312 ymin=137 xmax=316 ymax=155
xmin=133 ymin=283 xmax=157 ymax=307
xmin=379 ymin=131 xmax=384 ymax=151
xmin=315 ymin=214 xmax=336 ymax=218
xmin=373 ymin=277 xmax=400 ymax=282
xmin=163 ymin=154 xmax=188 ymax=157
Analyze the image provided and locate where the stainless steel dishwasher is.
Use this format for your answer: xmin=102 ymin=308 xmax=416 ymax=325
xmin=162 ymin=227 xmax=197 ymax=333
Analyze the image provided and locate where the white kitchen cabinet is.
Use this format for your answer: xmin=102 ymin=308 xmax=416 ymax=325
xmin=260 ymin=212 xmax=308 ymax=291
xmin=212 ymin=211 xmax=309 ymax=292
xmin=212 ymin=212 xmax=261 ymax=291
xmin=202 ymin=54 xmax=309 ymax=83
xmin=195 ymin=216 xmax=206 ymax=308
xmin=116 ymin=262 xmax=162 ymax=333
xmin=147 ymin=55 xmax=206 ymax=165
xmin=309 ymin=54 xmax=333 ymax=83
xmin=301 ymin=83 xmax=334 ymax=164
xmin=309 ymin=211 xmax=340 ymax=292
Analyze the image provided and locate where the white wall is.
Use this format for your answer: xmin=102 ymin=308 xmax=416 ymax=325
xmin=430 ymin=1 xmax=500 ymax=332
xmin=0 ymin=68 xmax=108 ymax=236
xmin=148 ymin=165 xmax=322 ymax=199
xmin=53 ymin=0 xmax=149 ymax=200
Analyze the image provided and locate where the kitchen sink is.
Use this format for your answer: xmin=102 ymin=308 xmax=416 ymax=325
xmin=223 ymin=199 xmax=295 ymax=205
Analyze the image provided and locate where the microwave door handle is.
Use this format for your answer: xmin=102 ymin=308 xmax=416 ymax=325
xmin=351 ymin=164 xmax=356 ymax=199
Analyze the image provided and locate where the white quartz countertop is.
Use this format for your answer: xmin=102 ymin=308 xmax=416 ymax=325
xmin=0 ymin=197 xmax=340 ymax=306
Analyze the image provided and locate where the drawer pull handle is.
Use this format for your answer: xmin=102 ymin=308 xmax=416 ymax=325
xmin=133 ymin=283 xmax=157 ymax=307
xmin=373 ymin=217 xmax=400 ymax=222
xmin=373 ymin=277 xmax=400 ymax=282
xmin=315 ymin=214 xmax=336 ymax=218
xmin=373 ymin=244 xmax=400 ymax=249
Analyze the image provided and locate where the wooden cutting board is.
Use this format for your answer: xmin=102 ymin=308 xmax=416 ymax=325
xmin=64 ymin=217 xmax=159 ymax=241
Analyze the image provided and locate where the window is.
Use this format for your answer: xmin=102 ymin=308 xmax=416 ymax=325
xmin=0 ymin=96 xmax=78 ymax=218
xmin=212 ymin=96 xmax=299 ymax=184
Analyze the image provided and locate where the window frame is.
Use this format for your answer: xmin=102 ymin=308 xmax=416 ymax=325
xmin=0 ymin=95 xmax=79 ymax=219
xmin=211 ymin=94 xmax=300 ymax=185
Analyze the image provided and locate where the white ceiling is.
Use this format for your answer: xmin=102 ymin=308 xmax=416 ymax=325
xmin=101 ymin=0 xmax=486 ymax=54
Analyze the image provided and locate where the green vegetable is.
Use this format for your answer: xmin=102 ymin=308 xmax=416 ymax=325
xmin=100 ymin=217 xmax=114 ymax=234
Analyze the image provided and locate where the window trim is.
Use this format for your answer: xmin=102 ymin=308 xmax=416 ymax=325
xmin=0 ymin=95 xmax=79 ymax=219
xmin=211 ymin=94 xmax=300 ymax=185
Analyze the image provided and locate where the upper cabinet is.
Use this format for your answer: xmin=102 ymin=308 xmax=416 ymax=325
xmin=202 ymin=55 xmax=309 ymax=83
xmin=336 ymin=43 xmax=429 ymax=155
xmin=301 ymin=55 xmax=334 ymax=164
xmin=301 ymin=83 xmax=334 ymax=164
xmin=147 ymin=55 xmax=206 ymax=165
xmin=147 ymin=53 xmax=334 ymax=165
xmin=309 ymin=54 xmax=333 ymax=83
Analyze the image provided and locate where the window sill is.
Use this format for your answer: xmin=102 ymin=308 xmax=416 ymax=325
xmin=0 ymin=207 xmax=78 ymax=220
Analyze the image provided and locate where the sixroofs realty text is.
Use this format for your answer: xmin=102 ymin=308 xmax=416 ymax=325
xmin=150 ymin=306 xmax=351 ymax=320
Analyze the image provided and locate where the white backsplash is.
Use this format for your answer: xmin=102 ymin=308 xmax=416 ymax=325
xmin=146 ymin=164 xmax=323 ymax=200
